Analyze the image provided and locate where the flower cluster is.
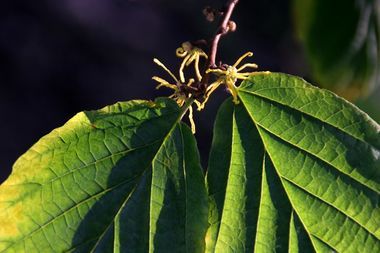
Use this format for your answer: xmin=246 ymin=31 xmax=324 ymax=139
xmin=202 ymin=51 xmax=259 ymax=108
xmin=152 ymin=42 xmax=208 ymax=133
xmin=152 ymin=42 xmax=262 ymax=133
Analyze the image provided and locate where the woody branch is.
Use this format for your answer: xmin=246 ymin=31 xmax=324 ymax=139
xmin=200 ymin=0 xmax=239 ymax=90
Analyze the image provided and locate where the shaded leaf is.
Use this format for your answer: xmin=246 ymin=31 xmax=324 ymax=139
xmin=0 ymin=98 xmax=208 ymax=253
xmin=293 ymin=0 xmax=380 ymax=101
xmin=206 ymin=73 xmax=380 ymax=252
xmin=357 ymin=86 xmax=380 ymax=122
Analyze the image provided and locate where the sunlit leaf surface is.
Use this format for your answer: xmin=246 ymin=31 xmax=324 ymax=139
xmin=0 ymin=98 xmax=208 ymax=253
xmin=206 ymin=73 xmax=380 ymax=252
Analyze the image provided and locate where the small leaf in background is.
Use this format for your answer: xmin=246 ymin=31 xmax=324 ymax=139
xmin=292 ymin=0 xmax=380 ymax=101
xmin=206 ymin=73 xmax=380 ymax=252
xmin=0 ymin=98 xmax=208 ymax=253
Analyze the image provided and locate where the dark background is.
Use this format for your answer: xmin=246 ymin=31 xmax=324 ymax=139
xmin=0 ymin=0 xmax=311 ymax=183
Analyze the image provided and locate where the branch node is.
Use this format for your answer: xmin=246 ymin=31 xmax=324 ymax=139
xmin=203 ymin=0 xmax=240 ymax=72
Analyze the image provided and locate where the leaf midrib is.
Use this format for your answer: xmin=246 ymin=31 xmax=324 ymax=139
xmin=179 ymin=124 xmax=189 ymax=253
xmin=238 ymin=97 xmax=379 ymax=250
xmin=239 ymin=90 xmax=380 ymax=194
xmin=255 ymin=118 xmax=379 ymax=193
xmin=252 ymin=125 xmax=340 ymax=253
xmin=147 ymin=101 xmax=193 ymax=253
xmin=281 ymin=175 xmax=380 ymax=240
xmin=4 ymin=108 xmax=182 ymax=207
xmin=213 ymin=109 xmax=238 ymax=252
xmin=2 ymin=170 xmax=143 ymax=252
xmin=22 ymin=109 xmax=178 ymax=158
xmin=246 ymin=115 xmax=380 ymax=237
xmin=3 ymin=102 xmax=187 ymax=253
xmin=88 ymin=170 xmax=149 ymax=253
xmin=252 ymin=153 xmax=267 ymax=252
xmin=238 ymin=88 xmax=379 ymax=149
xmin=1 ymin=139 xmax=163 ymax=212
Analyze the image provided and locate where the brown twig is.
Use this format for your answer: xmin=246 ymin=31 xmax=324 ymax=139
xmin=198 ymin=0 xmax=239 ymax=91
xmin=208 ymin=0 xmax=239 ymax=68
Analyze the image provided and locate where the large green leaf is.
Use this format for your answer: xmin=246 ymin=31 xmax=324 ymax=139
xmin=0 ymin=98 xmax=208 ymax=253
xmin=206 ymin=73 xmax=380 ymax=252
xmin=293 ymin=0 xmax=380 ymax=101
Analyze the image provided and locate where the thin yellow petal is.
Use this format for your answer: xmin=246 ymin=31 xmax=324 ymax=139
xmin=194 ymin=100 xmax=203 ymax=111
xmin=194 ymin=57 xmax=202 ymax=81
xmin=186 ymin=78 xmax=195 ymax=86
xmin=206 ymin=68 xmax=226 ymax=75
xmin=152 ymin=76 xmax=168 ymax=83
xmin=186 ymin=54 xmax=196 ymax=66
xmin=233 ymin=52 xmax=253 ymax=68
xmin=200 ymin=51 xmax=208 ymax=59
xmin=153 ymin=58 xmax=179 ymax=83
xmin=206 ymin=79 xmax=223 ymax=93
xmin=179 ymin=55 xmax=190 ymax=83
xmin=156 ymin=83 xmax=177 ymax=90
xmin=188 ymin=106 xmax=196 ymax=134
xmin=236 ymin=72 xmax=256 ymax=75
xmin=152 ymin=76 xmax=177 ymax=90
xmin=176 ymin=47 xmax=187 ymax=58
xmin=237 ymin=63 xmax=258 ymax=72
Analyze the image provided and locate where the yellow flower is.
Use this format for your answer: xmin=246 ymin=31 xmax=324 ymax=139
xmin=152 ymin=45 xmax=265 ymax=132
xmin=176 ymin=42 xmax=208 ymax=83
xmin=152 ymin=43 xmax=209 ymax=133
xmin=205 ymin=52 xmax=261 ymax=105
xmin=152 ymin=58 xmax=197 ymax=133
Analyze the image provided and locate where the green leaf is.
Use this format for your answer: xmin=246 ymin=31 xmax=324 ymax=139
xmin=357 ymin=86 xmax=380 ymax=123
xmin=0 ymin=98 xmax=208 ymax=253
xmin=293 ymin=0 xmax=380 ymax=101
xmin=206 ymin=73 xmax=380 ymax=252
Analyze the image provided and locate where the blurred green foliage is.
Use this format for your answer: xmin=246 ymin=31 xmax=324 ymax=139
xmin=293 ymin=0 xmax=379 ymax=107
